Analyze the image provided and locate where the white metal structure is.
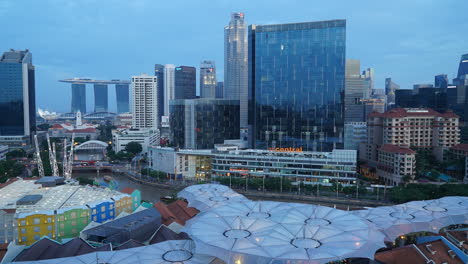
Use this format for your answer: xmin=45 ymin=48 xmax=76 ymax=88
xmin=62 ymin=138 xmax=67 ymax=177
xmin=184 ymin=201 xmax=386 ymax=264
xmin=33 ymin=135 xmax=44 ymax=177
xmin=46 ymin=134 xmax=59 ymax=176
xmin=10 ymin=240 xmax=217 ymax=264
xmin=404 ymin=197 xmax=468 ymax=227
xmin=178 ymin=184 xmax=248 ymax=211
xmin=65 ymin=133 xmax=75 ymax=179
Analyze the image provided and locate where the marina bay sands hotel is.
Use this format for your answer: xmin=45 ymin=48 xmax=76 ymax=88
xmin=59 ymin=78 xmax=130 ymax=113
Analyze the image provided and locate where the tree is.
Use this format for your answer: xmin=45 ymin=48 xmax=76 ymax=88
xmin=6 ymin=149 xmax=26 ymax=159
xmin=37 ymin=123 xmax=51 ymax=131
xmin=0 ymin=160 xmax=24 ymax=183
xmin=74 ymin=137 xmax=87 ymax=144
xmin=125 ymin=142 xmax=142 ymax=155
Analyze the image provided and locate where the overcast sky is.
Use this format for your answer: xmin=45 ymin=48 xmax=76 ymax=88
xmin=1 ymin=0 xmax=467 ymax=112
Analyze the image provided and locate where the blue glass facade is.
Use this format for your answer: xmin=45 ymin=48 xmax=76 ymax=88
xmin=457 ymin=54 xmax=468 ymax=79
xmin=71 ymin=83 xmax=86 ymax=113
xmin=175 ymin=66 xmax=196 ymax=100
xmin=155 ymin=64 xmax=165 ymax=126
xmin=0 ymin=50 xmax=36 ymax=136
xmin=93 ymin=84 xmax=108 ymax=112
xmin=248 ymin=20 xmax=346 ymax=152
xmin=115 ymin=84 xmax=129 ymax=113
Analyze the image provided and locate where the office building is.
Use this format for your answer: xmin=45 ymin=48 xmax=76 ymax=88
xmin=170 ymin=99 xmax=240 ymax=149
xmin=394 ymin=89 xmax=413 ymax=107
xmin=413 ymin=83 xmax=433 ymax=95
xmin=0 ymin=49 xmax=36 ymax=147
xmin=457 ymin=53 xmax=468 ymax=80
xmin=248 ymin=20 xmax=346 ymax=152
xmin=216 ymin=81 xmax=224 ymax=99
xmin=434 ymin=74 xmax=448 ymax=89
xmin=225 ymin=12 xmax=248 ymax=127
xmin=131 ymin=73 xmax=158 ymax=129
xmin=174 ymin=66 xmax=196 ymax=100
xmin=361 ymin=68 xmax=374 ymax=99
xmin=163 ymin=64 xmax=175 ymax=117
xmin=385 ymin=78 xmax=400 ymax=106
xmin=112 ymin=128 xmax=160 ymax=153
xmin=376 ymin=144 xmax=416 ymax=185
xmin=115 ymin=83 xmax=129 ymax=113
xmin=0 ymin=145 xmax=8 ymax=160
xmin=394 ymin=87 xmax=448 ymax=113
xmin=154 ymin=64 xmax=165 ymax=126
xmin=200 ymin=60 xmax=217 ymax=98
xmin=212 ymin=149 xmax=357 ymax=185
xmin=344 ymin=59 xmax=365 ymax=123
xmin=344 ymin=122 xmax=367 ymax=151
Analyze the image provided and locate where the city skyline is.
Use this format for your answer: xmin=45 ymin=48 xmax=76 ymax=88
xmin=1 ymin=0 xmax=467 ymax=112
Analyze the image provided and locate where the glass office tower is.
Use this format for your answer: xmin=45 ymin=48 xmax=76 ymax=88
xmin=248 ymin=20 xmax=346 ymax=152
xmin=457 ymin=54 xmax=468 ymax=79
xmin=200 ymin=60 xmax=217 ymax=98
xmin=170 ymin=99 xmax=240 ymax=149
xmin=0 ymin=49 xmax=36 ymax=137
xmin=155 ymin=64 xmax=165 ymax=125
xmin=174 ymin=66 xmax=196 ymax=100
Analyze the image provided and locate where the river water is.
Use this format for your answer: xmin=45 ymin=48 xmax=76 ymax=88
xmin=73 ymin=171 xmax=174 ymax=203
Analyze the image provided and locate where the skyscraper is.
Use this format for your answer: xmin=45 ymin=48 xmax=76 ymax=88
xmin=131 ymin=74 xmax=158 ymax=129
xmin=248 ymin=20 xmax=346 ymax=152
xmin=163 ymin=64 xmax=175 ymax=117
xmin=216 ymin=81 xmax=224 ymax=99
xmin=115 ymin=84 xmax=129 ymax=113
xmin=93 ymin=84 xmax=108 ymax=112
xmin=71 ymin=83 xmax=86 ymax=113
xmin=344 ymin=59 xmax=365 ymax=123
xmin=200 ymin=60 xmax=217 ymax=98
xmin=434 ymin=74 xmax=448 ymax=89
xmin=224 ymin=12 xmax=248 ymax=128
xmin=457 ymin=53 xmax=468 ymax=79
xmin=361 ymin=68 xmax=374 ymax=99
xmin=385 ymin=78 xmax=400 ymax=105
xmin=174 ymin=66 xmax=196 ymax=100
xmin=0 ymin=49 xmax=36 ymax=144
xmin=155 ymin=64 xmax=165 ymax=126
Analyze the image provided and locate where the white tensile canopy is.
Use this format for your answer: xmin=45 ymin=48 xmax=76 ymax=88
xmin=177 ymin=184 xmax=249 ymax=211
xmin=184 ymin=201 xmax=386 ymax=264
xmin=11 ymin=240 xmax=216 ymax=264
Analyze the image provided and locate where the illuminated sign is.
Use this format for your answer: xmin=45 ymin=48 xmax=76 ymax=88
xmin=268 ymin=147 xmax=303 ymax=152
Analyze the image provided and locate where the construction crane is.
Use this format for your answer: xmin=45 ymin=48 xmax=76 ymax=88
xmin=62 ymin=138 xmax=68 ymax=177
xmin=34 ymin=134 xmax=45 ymax=178
xmin=65 ymin=133 xmax=75 ymax=180
xmin=46 ymin=134 xmax=59 ymax=176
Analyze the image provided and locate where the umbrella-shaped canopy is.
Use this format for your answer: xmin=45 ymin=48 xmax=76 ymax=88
xmin=184 ymin=201 xmax=386 ymax=264
xmin=10 ymin=240 xmax=217 ymax=264
xmin=178 ymin=184 xmax=248 ymax=211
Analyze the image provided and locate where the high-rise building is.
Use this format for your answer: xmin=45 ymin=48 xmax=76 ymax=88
xmin=457 ymin=53 xmax=468 ymax=80
xmin=131 ymin=74 xmax=158 ymax=129
xmin=216 ymin=81 xmax=224 ymax=99
xmin=345 ymin=59 xmax=365 ymax=123
xmin=434 ymin=74 xmax=448 ymax=89
xmin=248 ymin=20 xmax=346 ymax=152
xmin=155 ymin=64 xmax=165 ymax=126
xmin=200 ymin=61 xmax=217 ymax=98
xmin=385 ymin=78 xmax=400 ymax=105
xmin=163 ymin=64 xmax=175 ymax=116
xmin=93 ymin=84 xmax=108 ymax=112
xmin=115 ymin=84 xmax=129 ymax=113
xmin=361 ymin=68 xmax=374 ymax=99
xmin=170 ymin=99 xmax=240 ymax=149
xmin=174 ymin=66 xmax=196 ymax=100
xmin=225 ymin=12 xmax=248 ymax=128
xmin=0 ymin=49 xmax=36 ymax=146
xmin=71 ymin=83 xmax=86 ymax=113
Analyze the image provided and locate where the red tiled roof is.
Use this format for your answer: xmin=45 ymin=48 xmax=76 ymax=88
xmin=50 ymin=124 xmax=64 ymax=129
xmin=375 ymin=245 xmax=427 ymax=264
xmin=450 ymin=144 xmax=468 ymax=153
xmin=416 ymin=240 xmax=464 ymax=264
xmin=154 ymin=200 xmax=199 ymax=226
xmin=368 ymin=108 xmax=459 ymax=119
xmin=121 ymin=187 xmax=135 ymax=195
xmin=379 ymin=144 xmax=416 ymax=154
xmin=0 ymin=243 xmax=8 ymax=263
xmin=1 ymin=209 xmax=16 ymax=214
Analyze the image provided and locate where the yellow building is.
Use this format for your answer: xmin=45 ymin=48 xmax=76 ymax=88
xmin=17 ymin=213 xmax=56 ymax=245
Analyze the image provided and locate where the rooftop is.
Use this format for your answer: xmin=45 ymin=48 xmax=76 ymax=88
xmin=450 ymin=144 xmax=468 ymax=153
xmin=369 ymin=108 xmax=459 ymax=119
xmin=0 ymin=179 xmax=127 ymax=216
xmin=379 ymin=144 xmax=416 ymax=154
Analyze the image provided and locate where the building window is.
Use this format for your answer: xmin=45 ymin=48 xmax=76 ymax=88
xmin=47 ymin=225 xmax=52 ymax=231
xmin=101 ymin=206 xmax=106 ymax=212
xmin=33 ymin=218 xmax=40 ymax=225
xmin=34 ymin=227 xmax=40 ymax=232
xmin=20 ymin=220 xmax=26 ymax=226
xmin=21 ymin=228 xmax=26 ymax=234
xmin=34 ymin=235 xmax=40 ymax=240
